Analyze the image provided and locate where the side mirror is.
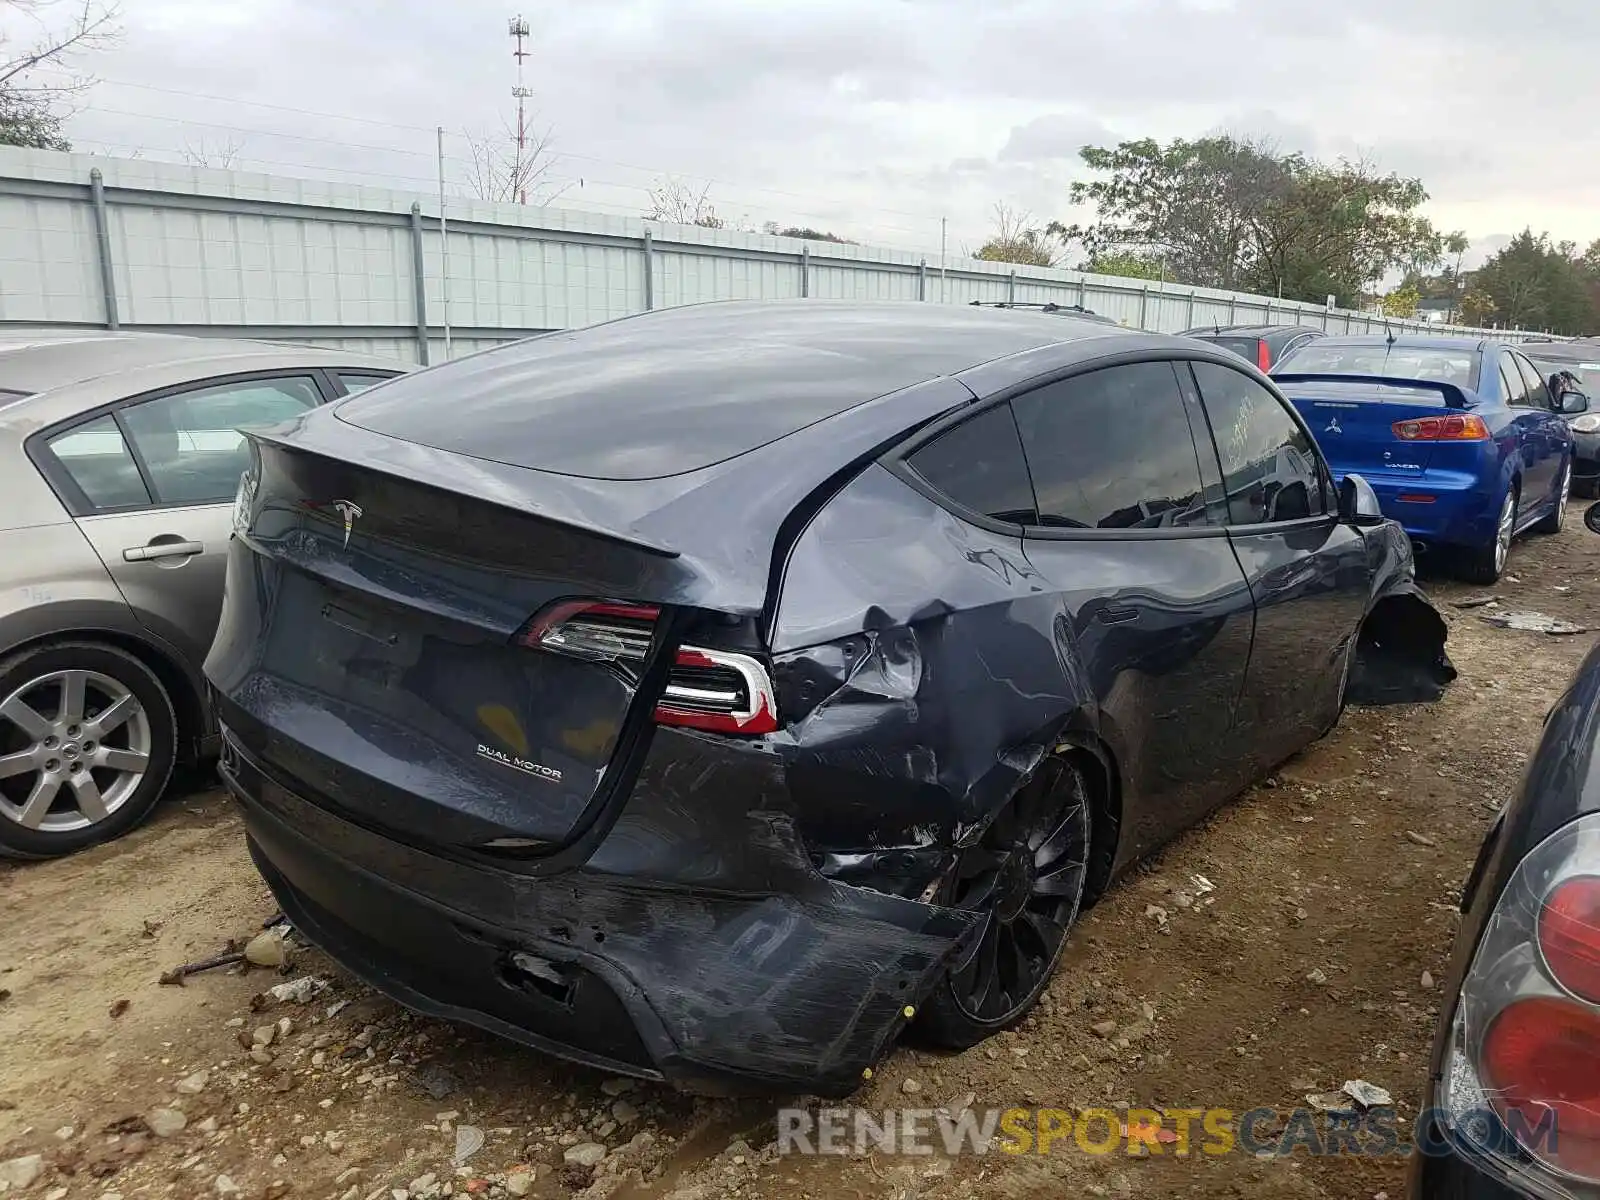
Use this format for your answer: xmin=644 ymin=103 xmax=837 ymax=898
xmin=1559 ymin=389 xmax=1589 ymax=415
xmin=1338 ymin=473 xmax=1385 ymax=527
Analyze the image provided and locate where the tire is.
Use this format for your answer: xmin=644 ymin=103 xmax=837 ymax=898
xmin=0 ymin=641 xmax=177 ymax=859
xmin=1533 ymin=457 xmax=1572 ymax=535
xmin=918 ymin=756 xmax=1091 ymax=1050
xmin=1461 ymin=485 xmax=1518 ymax=585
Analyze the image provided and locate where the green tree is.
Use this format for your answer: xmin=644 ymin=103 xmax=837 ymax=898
xmin=766 ymin=224 xmax=854 ymax=244
xmin=1472 ymin=231 xmax=1599 ymax=334
xmin=0 ymin=89 xmax=68 ymax=149
xmin=1059 ymin=136 xmax=1288 ymax=291
xmin=1240 ymin=157 xmax=1439 ymax=306
xmin=1380 ymin=281 xmax=1421 ymax=318
xmin=1060 ymin=136 xmax=1441 ymax=307
xmin=1084 ymin=251 xmax=1165 ymax=280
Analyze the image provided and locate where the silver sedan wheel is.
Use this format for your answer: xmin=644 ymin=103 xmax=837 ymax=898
xmin=1494 ymin=490 xmax=1516 ymax=574
xmin=0 ymin=670 xmax=151 ymax=833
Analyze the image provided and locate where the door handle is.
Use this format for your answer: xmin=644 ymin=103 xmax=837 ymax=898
xmin=123 ymin=539 xmax=204 ymax=562
xmin=1096 ymin=605 xmax=1140 ymax=625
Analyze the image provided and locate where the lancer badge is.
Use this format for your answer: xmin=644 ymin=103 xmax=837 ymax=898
xmin=1325 ymin=418 xmax=1342 ymax=435
xmin=332 ymin=500 xmax=363 ymax=548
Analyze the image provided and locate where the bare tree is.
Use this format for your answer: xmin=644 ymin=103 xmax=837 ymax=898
xmin=974 ymin=202 xmax=1060 ymax=267
xmin=463 ymin=119 xmax=567 ymax=205
xmin=180 ymin=134 xmax=245 ymax=169
xmin=645 ymin=176 xmax=723 ymax=228
xmin=1 ymin=0 xmax=121 ymax=149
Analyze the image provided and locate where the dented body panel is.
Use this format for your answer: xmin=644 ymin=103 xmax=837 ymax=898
xmin=209 ymin=301 xmax=1454 ymax=1096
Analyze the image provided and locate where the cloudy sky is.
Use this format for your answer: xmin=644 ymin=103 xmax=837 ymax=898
xmin=18 ymin=0 xmax=1600 ymax=265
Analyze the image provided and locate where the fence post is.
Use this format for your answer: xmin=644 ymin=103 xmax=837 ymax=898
xmin=1228 ymin=295 xmax=1237 ymax=324
xmin=1185 ymin=289 xmax=1196 ymax=329
xmin=408 ymin=203 xmax=430 ymax=366
xmin=1008 ymin=270 xmax=1016 ymax=303
xmin=1077 ymin=275 xmax=1087 ymax=309
xmin=88 ymin=168 xmax=119 ymax=330
xmin=918 ymin=258 xmax=927 ymax=301
xmin=800 ymin=243 xmax=810 ymax=298
xmin=1138 ymin=285 xmax=1149 ymax=330
xmin=640 ymin=225 xmax=652 ymax=310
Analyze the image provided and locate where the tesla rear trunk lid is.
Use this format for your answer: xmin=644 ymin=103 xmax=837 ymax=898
xmin=209 ymin=424 xmax=757 ymax=856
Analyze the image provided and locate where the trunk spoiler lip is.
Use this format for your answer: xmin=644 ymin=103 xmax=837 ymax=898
xmin=1272 ymin=373 xmax=1473 ymax=409
xmin=247 ymin=426 xmax=683 ymax=560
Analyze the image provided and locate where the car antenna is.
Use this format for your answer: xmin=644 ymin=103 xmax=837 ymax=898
xmin=1383 ymin=319 xmax=1397 ymax=346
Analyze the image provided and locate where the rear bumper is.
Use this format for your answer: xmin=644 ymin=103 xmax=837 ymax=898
xmin=220 ymin=728 xmax=977 ymax=1096
xmin=1353 ymin=472 xmax=1498 ymax=548
xmin=1573 ymin=430 xmax=1600 ymax=480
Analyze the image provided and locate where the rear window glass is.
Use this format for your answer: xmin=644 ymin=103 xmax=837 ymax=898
xmin=906 ymin=405 xmax=1036 ymax=525
xmin=1275 ymin=344 xmax=1476 ymax=388
xmin=1205 ymin=337 xmax=1261 ymax=362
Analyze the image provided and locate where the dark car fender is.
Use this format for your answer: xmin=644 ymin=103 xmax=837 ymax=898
xmin=1344 ymin=520 xmax=1456 ymax=706
xmin=766 ymin=461 xmax=1130 ymax=905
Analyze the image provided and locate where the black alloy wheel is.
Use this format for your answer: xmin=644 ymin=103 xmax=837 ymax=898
xmin=919 ymin=755 xmax=1091 ymax=1048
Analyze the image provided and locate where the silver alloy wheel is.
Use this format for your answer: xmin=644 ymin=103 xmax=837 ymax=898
xmin=1494 ymin=490 xmax=1516 ymax=574
xmin=1558 ymin=461 xmax=1573 ymax=527
xmin=0 ymin=669 xmax=151 ymax=833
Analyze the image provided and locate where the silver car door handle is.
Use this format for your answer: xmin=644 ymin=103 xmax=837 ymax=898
xmin=123 ymin=540 xmax=204 ymax=562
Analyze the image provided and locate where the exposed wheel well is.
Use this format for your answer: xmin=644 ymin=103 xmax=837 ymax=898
xmin=2 ymin=629 xmax=205 ymax=764
xmin=1056 ymin=738 xmax=1122 ymax=908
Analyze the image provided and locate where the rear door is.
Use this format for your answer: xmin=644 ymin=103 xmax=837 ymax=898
xmin=1189 ymin=360 xmax=1369 ymax=767
xmin=36 ymin=372 xmax=333 ymax=667
xmin=1007 ymin=359 xmax=1258 ymax=844
xmin=1511 ymin=351 xmax=1567 ymax=511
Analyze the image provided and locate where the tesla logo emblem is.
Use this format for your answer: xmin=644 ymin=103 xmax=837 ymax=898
xmin=332 ymin=500 xmax=363 ymax=548
xmin=1325 ymin=418 xmax=1343 ymax=435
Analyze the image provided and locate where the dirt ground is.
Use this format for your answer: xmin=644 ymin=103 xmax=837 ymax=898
xmin=4 ymin=522 xmax=1599 ymax=1200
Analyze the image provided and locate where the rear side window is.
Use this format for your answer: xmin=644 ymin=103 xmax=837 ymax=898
xmin=905 ymin=404 xmax=1036 ymax=525
xmin=1010 ymin=361 xmax=1208 ymax=530
xmin=46 ymin=415 xmax=151 ymax=509
xmin=335 ymin=372 xmax=395 ymax=395
xmin=1192 ymin=361 xmax=1326 ymax=525
xmin=120 ymin=376 xmax=321 ymax=505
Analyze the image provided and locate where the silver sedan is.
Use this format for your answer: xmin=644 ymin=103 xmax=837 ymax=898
xmin=0 ymin=331 xmax=405 ymax=858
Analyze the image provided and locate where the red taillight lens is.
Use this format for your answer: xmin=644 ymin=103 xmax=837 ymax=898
xmin=1540 ymin=875 xmax=1600 ymax=1002
xmin=1392 ymin=413 xmax=1490 ymax=441
xmin=520 ymin=601 xmax=778 ymax=736
xmin=654 ymin=646 xmax=778 ymax=735
xmin=1256 ymin=340 xmax=1272 ymax=372
xmin=1482 ymin=995 xmax=1600 ymax=1178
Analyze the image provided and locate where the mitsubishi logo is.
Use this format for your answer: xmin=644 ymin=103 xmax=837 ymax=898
xmin=1325 ymin=418 xmax=1343 ymax=435
xmin=332 ymin=500 xmax=363 ymax=549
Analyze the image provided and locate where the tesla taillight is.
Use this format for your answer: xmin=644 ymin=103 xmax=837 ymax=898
xmin=1392 ymin=414 xmax=1491 ymax=441
xmin=1439 ymin=811 xmax=1600 ymax=1189
xmin=519 ymin=601 xmax=778 ymax=736
xmin=1256 ymin=340 xmax=1272 ymax=372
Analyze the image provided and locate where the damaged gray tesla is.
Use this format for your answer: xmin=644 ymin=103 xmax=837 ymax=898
xmin=206 ymin=301 xmax=1453 ymax=1096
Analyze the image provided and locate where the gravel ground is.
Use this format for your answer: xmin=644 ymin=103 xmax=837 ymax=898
xmin=3 ymin=520 xmax=1598 ymax=1200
